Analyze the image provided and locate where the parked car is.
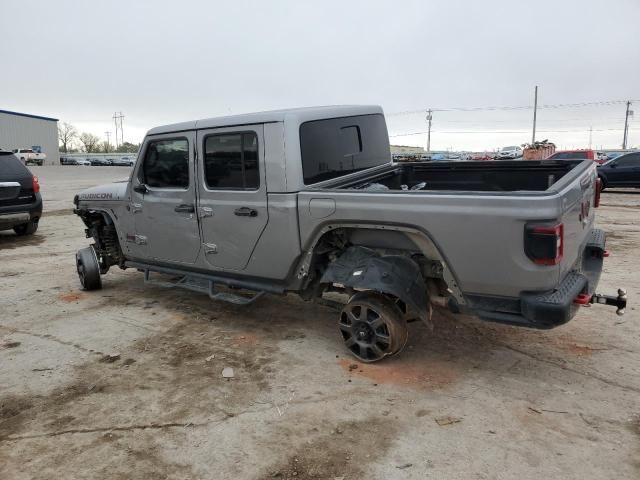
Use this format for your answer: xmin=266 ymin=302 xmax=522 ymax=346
xmin=597 ymin=151 xmax=640 ymax=189
xmin=496 ymin=146 xmax=523 ymax=159
xmin=0 ymin=151 xmax=42 ymax=235
xmin=88 ymin=157 xmax=112 ymax=166
xmin=61 ymin=157 xmax=91 ymax=166
xmin=72 ymin=105 xmax=625 ymax=363
xmin=111 ymin=156 xmax=136 ymax=166
xmin=602 ymin=151 xmax=627 ymax=162
xmin=470 ymin=152 xmax=494 ymax=161
xmin=546 ymin=149 xmax=605 ymax=164
xmin=12 ymin=148 xmax=46 ymax=166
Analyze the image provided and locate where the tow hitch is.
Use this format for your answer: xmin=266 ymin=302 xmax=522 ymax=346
xmin=575 ymin=289 xmax=627 ymax=316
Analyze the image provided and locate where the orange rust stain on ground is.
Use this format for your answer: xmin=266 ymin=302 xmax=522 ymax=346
xmin=561 ymin=344 xmax=595 ymax=356
xmin=233 ymin=333 xmax=259 ymax=347
xmin=337 ymin=357 xmax=461 ymax=389
xmin=59 ymin=292 xmax=84 ymax=303
xmin=549 ymin=335 xmax=600 ymax=356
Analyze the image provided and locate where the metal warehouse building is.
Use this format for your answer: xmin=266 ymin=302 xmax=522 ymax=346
xmin=0 ymin=109 xmax=59 ymax=165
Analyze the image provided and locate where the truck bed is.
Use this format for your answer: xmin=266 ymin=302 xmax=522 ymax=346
xmin=332 ymin=160 xmax=579 ymax=193
xmin=297 ymin=159 xmax=596 ymax=300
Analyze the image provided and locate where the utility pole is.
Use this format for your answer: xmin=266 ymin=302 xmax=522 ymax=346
xmin=118 ymin=112 xmax=125 ymax=145
xmin=113 ymin=113 xmax=119 ymax=149
xmin=112 ymin=112 xmax=125 ymax=150
xmin=105 ymin=131 xmax=111 ymax=152
xmin=531 ymin=85 xmax=538 ymax=144
xmin=426 ymin=109 xmax=432 ymax=153
xmin=588 ymin=126 xmax=592 ymax=149
xmin=622 ymin=101 xmax=632 ymax=149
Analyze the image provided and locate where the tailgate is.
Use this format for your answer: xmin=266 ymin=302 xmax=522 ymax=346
xmin=558 ymin=162 xmax=599 ymax=280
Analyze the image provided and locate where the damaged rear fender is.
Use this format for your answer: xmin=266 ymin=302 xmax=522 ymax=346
xmin=320 ymin=246 xmax=429 ymax=320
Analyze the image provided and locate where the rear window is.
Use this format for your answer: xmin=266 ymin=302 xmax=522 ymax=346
xmin=0 ymin=152 xmax=30 ymax=178
xmin=549 ymin=151 xmax=590 ymax=160
xmin=300 ymin=114 xmax=390 ymax=184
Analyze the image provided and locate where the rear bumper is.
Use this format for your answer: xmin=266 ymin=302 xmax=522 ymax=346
xmin=0 ymin=194 xmax=43 ymax=230
xmin=472 ymin=228 xmax=606 ymax=329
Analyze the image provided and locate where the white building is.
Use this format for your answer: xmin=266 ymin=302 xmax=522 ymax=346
xmin=0 ymin=109 xmax=59 ymax=165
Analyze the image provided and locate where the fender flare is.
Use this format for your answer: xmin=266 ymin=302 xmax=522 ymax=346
xmin=320 ymin=246 xmax=429 ymax=320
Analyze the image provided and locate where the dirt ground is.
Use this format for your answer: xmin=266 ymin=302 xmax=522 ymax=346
xmin=1 ymin=166 xmax=638 ymax=479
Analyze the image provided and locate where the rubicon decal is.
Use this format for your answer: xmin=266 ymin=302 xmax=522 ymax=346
xmin=80 ymin=192 xmax=113 ymax=200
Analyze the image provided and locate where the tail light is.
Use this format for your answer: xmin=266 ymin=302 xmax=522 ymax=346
xmin=594 ymin=177 xmax=602 ymax=208
xmin=525 ymin=223 xmax=563 ymax=265
xmin=32 ymin=175 xmax=40 ymax=193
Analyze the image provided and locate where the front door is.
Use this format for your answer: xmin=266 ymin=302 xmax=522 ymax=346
xmin=130 ymin=132 xmax=201 ymax=264
xmin=608 ymin=153 xmax=640 ymax=187
xmin=196 ymin=125 xmax=268 ymax=271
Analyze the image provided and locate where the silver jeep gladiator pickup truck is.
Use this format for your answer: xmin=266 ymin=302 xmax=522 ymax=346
xmin=73 ymin=105 xmax=626 ymax=362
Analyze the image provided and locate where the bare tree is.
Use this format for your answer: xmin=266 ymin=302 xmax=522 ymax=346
xmin=58 ymin=122 xmax=77 ymax=153
xmin=100 ymin=140 xmax=114 ymax=153
xmin=79 ymin=132 xmax=101 ymax=153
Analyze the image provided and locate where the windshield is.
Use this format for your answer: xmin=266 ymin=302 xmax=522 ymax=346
xmin=502 ymin=146 xmax=518 ymax=151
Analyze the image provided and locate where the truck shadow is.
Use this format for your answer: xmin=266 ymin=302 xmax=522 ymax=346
xmin=0 ymin=231 xmax=45 ymax=249
xmin=90 ymin=272 xmax=607 ymax=392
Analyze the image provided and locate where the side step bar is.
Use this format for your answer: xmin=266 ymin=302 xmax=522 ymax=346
xmin=143 ymin=269 xmax=265 ymax=305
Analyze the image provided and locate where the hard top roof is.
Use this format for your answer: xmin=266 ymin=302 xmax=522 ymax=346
xmin=146 ymin=105 xmax=383 ymax=136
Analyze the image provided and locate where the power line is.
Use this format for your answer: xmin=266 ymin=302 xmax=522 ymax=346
xmin=386 ymin=99 xmax=640 ymax=116
xmin=390 ymin=116 xmax=629 ymax=125
xmin=389 ymin=127 xmax=625 ymax=137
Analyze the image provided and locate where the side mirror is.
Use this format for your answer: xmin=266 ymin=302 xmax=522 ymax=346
xmin=133 ymin=183 xmax=148 ymax=194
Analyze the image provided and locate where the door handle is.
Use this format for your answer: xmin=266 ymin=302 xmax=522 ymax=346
xmin=174 ymin=204 xmax=195 ymax=213
xmin=234 ymin=207 xmax=258 ymax=217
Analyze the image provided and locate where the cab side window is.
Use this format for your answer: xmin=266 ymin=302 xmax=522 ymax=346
xmin=615 ymin=154 xmax=640 ymax=168
xmin=203 ymin=132 xmax=259 ymax=190
xmin=141 ymin=138 xmax=189 ymax=188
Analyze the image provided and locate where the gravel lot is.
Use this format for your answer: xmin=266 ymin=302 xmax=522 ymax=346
xmin=1 ymin=166 xmax=638 ymax=479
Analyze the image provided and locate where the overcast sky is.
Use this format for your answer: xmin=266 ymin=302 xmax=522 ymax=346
xmin=2 ymin=0 xmax=638 ymax=151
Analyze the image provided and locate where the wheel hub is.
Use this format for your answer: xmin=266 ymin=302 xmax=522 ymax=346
xmin=354 ymin=321 xmax=374 ymax=343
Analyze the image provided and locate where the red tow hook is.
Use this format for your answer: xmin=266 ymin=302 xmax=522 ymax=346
xmin=574 ymin=293 xmax=592 ymax=305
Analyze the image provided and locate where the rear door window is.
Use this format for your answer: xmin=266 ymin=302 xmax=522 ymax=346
xmin=300 ymin=114 xmax=390 ymax=184
xmin=203 ymin=132 xmax=259 ymax=190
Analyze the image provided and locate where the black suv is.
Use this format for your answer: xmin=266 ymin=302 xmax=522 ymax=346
xmin=597 ymin=151 xmax=640 ymax=189
xmin=0 ymin=151 xmax=43 ymax=235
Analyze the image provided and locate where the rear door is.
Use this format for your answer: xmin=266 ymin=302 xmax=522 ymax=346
xmin=196 ymin=125 xmax=268 ymax=271
xmin=130 ymin=132 xmax=201 ymax=264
